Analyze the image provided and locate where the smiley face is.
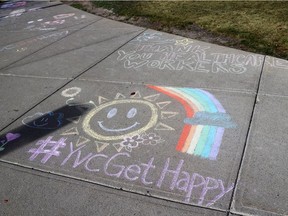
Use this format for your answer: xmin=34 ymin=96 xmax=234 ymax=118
xmin=83 ymin=99 xmax=158 ymax=141
xmin=98 ymin=107 xmax=140 ymax=132
xmin=22 ymin=112 xmax=63 ymax=129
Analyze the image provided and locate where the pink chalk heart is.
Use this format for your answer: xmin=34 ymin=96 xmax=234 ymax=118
xmin=6 ymin=133 xmax=21 ymax=142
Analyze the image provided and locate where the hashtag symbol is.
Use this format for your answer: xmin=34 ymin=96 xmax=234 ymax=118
xmin=28 ymin=136 xmax=66 ymax=164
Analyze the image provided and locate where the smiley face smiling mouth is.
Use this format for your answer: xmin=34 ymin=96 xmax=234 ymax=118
xmin=33 ymin=118 xmax=49 ymax=127
xmin=97 ymin=121 xmax=140 ymax=132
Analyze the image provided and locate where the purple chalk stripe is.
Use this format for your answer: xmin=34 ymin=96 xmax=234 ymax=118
xmin=209 ymin=127 xmax=225 ymax=160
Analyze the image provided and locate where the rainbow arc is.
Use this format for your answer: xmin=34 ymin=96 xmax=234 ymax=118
xmin=148 ymin=85 xmax=236 ymax=160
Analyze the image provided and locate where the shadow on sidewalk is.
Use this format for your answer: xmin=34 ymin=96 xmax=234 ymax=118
xmin=0 ymin=103 xmax=93 ymax=157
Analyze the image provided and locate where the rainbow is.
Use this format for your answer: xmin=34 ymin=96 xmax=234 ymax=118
xmin=148 ymin=85 xmax=236 ymax=160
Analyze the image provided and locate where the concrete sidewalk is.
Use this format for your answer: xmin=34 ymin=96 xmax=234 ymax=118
xmin=1 ymin=1 xmax=288 ymax=216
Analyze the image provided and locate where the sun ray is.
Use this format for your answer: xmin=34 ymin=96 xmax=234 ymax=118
xmin=98 ymin=96 xmax=109 ymax=105
xmin=61 ymin=127 xmax=79 ymax=136
xmin=95 ymin=141 xmax=110 ymax=152
xmin=161 ymin=111 xmax=179 ymax=119
xmin=115 ymin=93 xmax=126 ymax=99
xmin=66 ymin=116 xmax=81 ymax=124
xmin=130 ymin=91 xmax=141 ymax=98
xmin=154 ymin=122 xmax=175 ymax=131
xmin=113 ymin=143 xmax=124 ymax=152
xmin=76 ymin=136 xmax=90 ymax=147
xmin=156 ymin=101 xmax=171 ymax=109
xmin=144 ymin=93 xmax=160 ymax=102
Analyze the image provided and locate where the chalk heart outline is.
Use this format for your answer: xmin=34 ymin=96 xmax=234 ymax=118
xmin=6 ymin=133 xmax=21 ymax=142
xmin=22 ymin=112 xmax=64 ymax=130
xmin=0 ymin=132 xmax=21 ymax=151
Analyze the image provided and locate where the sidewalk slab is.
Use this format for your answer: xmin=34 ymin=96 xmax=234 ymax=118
xmin=80 ymin=29 xmax=264 ymax=92
xmin=0 ymin=75 xmax=70 ymax=131
xmin=0 ymin=162 xmax=226 ymax=216
xmin=0 ymin=24 xmax=89 ymax=70
xmin=0 ymin=79 xmax=255 ymax=210
xmin=0 ymin=4 xmax=100 ymax=47
xmin=260 ymin=56 xmax=288 ymax=96
xmin=232 ymin=95 xmax=288 ymax=216
xmin=1 ymin=18 xmax=144 ymax=77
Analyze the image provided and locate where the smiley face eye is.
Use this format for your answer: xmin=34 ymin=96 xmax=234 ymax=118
xmin=107 ymin=108 xmax=117 ymax=119
xmin=127 ymin=108 xmax=137 ymax=119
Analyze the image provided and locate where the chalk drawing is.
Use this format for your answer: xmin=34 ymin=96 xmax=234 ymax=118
xmin=66 ymin=116 xmax=81 ymax=124
xmin=25 ymin=13 xmax=86 ymax=31
xmin=148 ymin=85 xmax=236 ymax=160
xmin=73 ymin=15 xmax=86 ymax=20
xmin=28 ymin=139 xmax=234 ymax=207
xmin=133 ymin=32 xmax=175 ymax=44
xmin=43 ymin=19 xmax=65 ymax=26
xmin=53 ymin=13 xmax=75 ymax=20
xmin=75 ymin=136 xmax=90 ymax=147
xmin=98 ymin=107 xmax=139 ymax=132
xmin=0 ymin=30 xmax=69 ymax=53
xmin=154 ymin=122 xmax=175 ymax=131
xmin=160 ymin=111 xmax=178 ymax=119
xmin=119 ymin=135 xmax=143 ymax=152
xmin=83 ymin=99 xmax=158 ymax=141
xmin=0 ymin=133 xmax=21 ymax=151
xmin=4 ymin=9 xmax=26 ymax=18
xmin=112 ymin=132 xmax=164 ymax=152
xmin=130 ymin=91 xmax=142 ymax=98
xmin=113 ymin=143 xmax=124 ymax=152
xmin=28 ymin=136 xmax=67 ymax=163
xmin=99 ymin=121 xmax=140 ymax=133
xmin=23 ymin=83 xmax=238 ymax=208
xmin=98 ymin=96 xmax=109 ymax=104
xmin=175 ymin=38 xmax=194 ymax=46
xmin=135 ymin=32 xmax=162 ymax=42
xmin=25 ymin=18 xmax=64 ymax=31
xmin=28 ymin=7 xmax=41 ymax=12
xmin=61 ymin=127 xmax=79 ymax=136
xmin=59 ymin=85 xmax=234 ymax=159
xmin=1 ymin=7 xmax=42 ymax=19
xmin=28 ymin=19 xmax=43 ymax=24
xmin=58 ymin=87 xmax=179 ymax=153
xmin=65 ymin=98 xmax=96 ymax=108
xmin=1 ymin=1 xmax=26 ymax=9
xmin=62 ymin=87 xmax=96 ymax=110
xmin=184 ymin=112 xmax=236 ymax=128
xmin=22 ymin=112 xmax=64 ymax=129
xmin=156 ymin=101 xmax=171 ymax=109
xmin=95 ymin=141 xmax=110 ymax=152
xmin=266 ymin=56 xmax=288 ymax=70
xmin=65 ymin=98 xmax=96 ymax=115
xmin=16 ymin=47 xmax=27 ymax=53
xmin=118 ymin=33 xmax=263 ymax=74
xmin=61 ymin=87 xmax=82 ymax=97
xmin=141 ymin=133 xmax=164 ymax=145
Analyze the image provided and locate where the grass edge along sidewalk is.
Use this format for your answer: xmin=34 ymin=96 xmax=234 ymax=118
xmin=68 ymin=1 xmax=288 ymax=60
